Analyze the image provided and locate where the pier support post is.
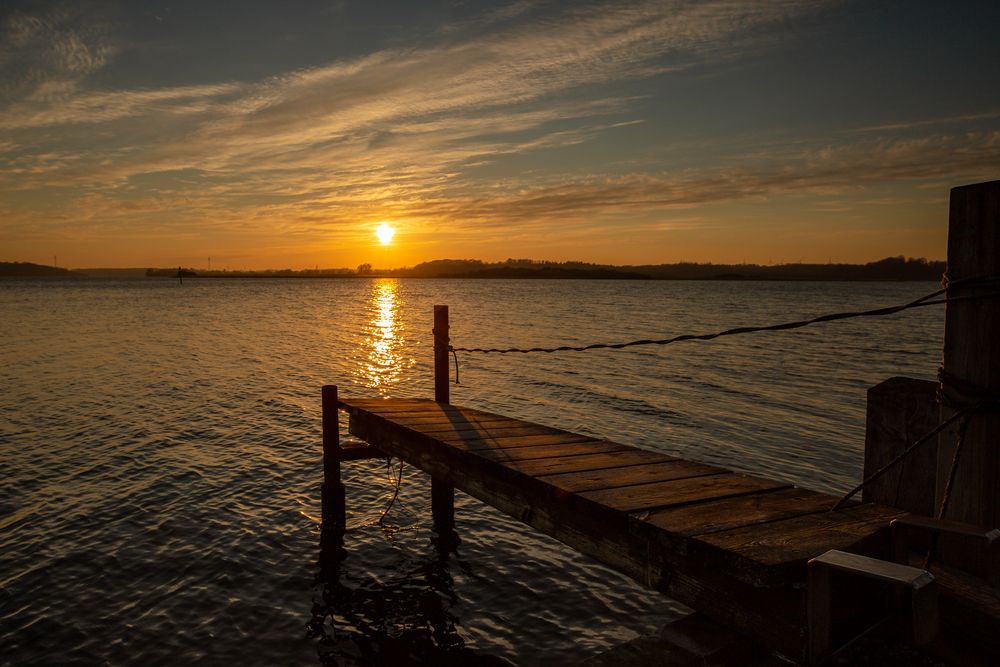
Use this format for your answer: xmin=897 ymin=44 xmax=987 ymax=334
xmin=432 ymin=305 xmax=456 ymax=539
xmin=322 ymin=384 xmax=345 ymax=531
xmin=938 ymin=180 xmax=1000 ymax=529
xmin=863 ymin=377 xmax=938 ymax=516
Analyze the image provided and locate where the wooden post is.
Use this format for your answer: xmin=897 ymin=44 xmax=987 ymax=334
xmin=862 ymin=377 xmax=938 ymax=516
xmin=322 ymin=384 xmax=345 ymax=531
xmin=432 ymin=305 xmax=456 ymax=536
xmin=938 ymin=180 xmax=1000 ymax=529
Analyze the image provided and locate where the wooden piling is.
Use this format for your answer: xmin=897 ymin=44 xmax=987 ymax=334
xmin=863 ymin=377 xmax=938 ymax=516
xmin=938 ymin=179 xmax=1000 ymax=529
xmin=322 ymin=384 xmax=346 ymax=530
xmin=431 ymin=305 xmax=456 ymax=535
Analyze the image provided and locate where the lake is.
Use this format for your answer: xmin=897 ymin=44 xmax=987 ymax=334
xmin=0 ymin=278 xmax=943 ymax=664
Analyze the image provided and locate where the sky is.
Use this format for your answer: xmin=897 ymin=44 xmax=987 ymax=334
xmin=1 ymin=0 xmax=998 ymax=269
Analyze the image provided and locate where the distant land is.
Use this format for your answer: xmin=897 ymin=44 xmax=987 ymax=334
xmin=2 ymin=256 xmax=945 ymax=281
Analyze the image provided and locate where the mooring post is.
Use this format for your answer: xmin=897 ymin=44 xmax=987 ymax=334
xmin=938 ymin=179 xmax=1000 ymax=529
xmin=432 ymin=305 xmax=456 ymax=536
xmin=321 ymin=384 xmax=346 ymax=531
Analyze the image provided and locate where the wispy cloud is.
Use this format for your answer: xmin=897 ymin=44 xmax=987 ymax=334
xmin=0 ymin=0 xmax=995 ymax=263
xmin=0 ymin=1 xmax=828 ymax=179
xmin=0 ymin=4 xmax=116 ymax=99
xmin=851 ymin=111 xmax=1000 ymax=134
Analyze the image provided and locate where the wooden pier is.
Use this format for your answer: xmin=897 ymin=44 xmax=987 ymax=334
xmin=319 ymin=181 xmax=1000 ymax=664
xmin=326 ymin=390 xmax=911 ymax=662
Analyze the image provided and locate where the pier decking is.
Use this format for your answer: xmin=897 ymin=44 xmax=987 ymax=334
xmin=333 ymin=395 xmax=907 ymax=661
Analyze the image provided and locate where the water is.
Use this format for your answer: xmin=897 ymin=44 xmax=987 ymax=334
xmin=0 ymin=278 xmax=943 ymax=665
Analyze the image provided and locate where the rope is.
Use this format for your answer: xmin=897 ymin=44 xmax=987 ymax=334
xmin=446 ymin=274 xmax=1000 ymax=523
xmin=377 ymin=457 xmax=404 ymax=526
xmin=452 ymin=276 xmax=1000 ymax=356
xmin=831 ymin=407 xmax=974 ymax=511
xmin=454 ymin=295 xmax=938 ymax=353
xmin=923 ymin=412 xmax=975 ymax=570
xmin=341 ymin=456 xmax=406 ymax=531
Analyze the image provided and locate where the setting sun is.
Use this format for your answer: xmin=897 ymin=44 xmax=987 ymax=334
xmin=375 ymin=222 xmax=395 ymax=245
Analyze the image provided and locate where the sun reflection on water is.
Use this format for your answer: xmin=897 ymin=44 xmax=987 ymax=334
xmin=359 ymin=278 xmax=412 ymax=394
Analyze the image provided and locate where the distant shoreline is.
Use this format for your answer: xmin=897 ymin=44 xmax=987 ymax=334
xmin=2 ymin=256 xmax=945 ymax=282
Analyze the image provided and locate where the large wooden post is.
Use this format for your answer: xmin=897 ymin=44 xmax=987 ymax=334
xmin=322 ymin=384 xmax=345 ymax=531
xmin=432 ymin=305 xmax=456 ymax=535
xmin=937 ymin=180 xmax=1000 ymax=529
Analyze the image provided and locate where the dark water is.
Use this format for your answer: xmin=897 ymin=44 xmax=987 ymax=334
xmin=0 ymin=278 xmax=942 ymax=665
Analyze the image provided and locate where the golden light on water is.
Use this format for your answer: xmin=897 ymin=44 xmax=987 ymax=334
xmin=375 ymin=222 xmax=395 ymax=245
xmin=360 ymin=278 xmax=412 ymax=393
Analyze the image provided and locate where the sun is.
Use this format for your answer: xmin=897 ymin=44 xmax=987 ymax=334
xmin=375 ymin=222 xmax=395 ymax=245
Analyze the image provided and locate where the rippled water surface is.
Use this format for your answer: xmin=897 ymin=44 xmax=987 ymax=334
xmin=0 ymin=278 xmax=942 ymax=665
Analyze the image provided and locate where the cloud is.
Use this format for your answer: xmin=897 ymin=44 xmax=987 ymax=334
xmin=0 ymin=4 xmax=116 ymax=99
xmin=851 ymin=111 xmax=1000 ymax=134
xmin=2 ymin=0 xmax=995 ymax=254
xmin=0 ymin=82 xmax=243 ymax=129
xmin=0 ymin=1 xmax=824 ymax=176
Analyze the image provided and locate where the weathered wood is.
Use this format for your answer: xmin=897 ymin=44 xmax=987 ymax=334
xmin=350 ymin=411 xmax=598 ymax=453
xmin=541 ymin=459 xmax=723 ymax=493
xmin=321 ymin=385 xmax=345 ymax=530
xmin=812 ymin=549 xmax=936 ymax=588
xmin=863 ymin=377 xmax=938 ymax=515
xmin=336 ymin=441 xmax=386 ymax=462
xmin=412 ymin=422 xmax=575 ymax=440
xmin=342 ymin=398 xmax=807 ymax=659
xmin=696 ymin=503 xmax=907 ymax=585
xmin=938 ymin=179 xmax=1000 ymax=529
xmin=338 ymin=396 xmax=913 ymax=662
xmin=433 ymin=306 xmax=450 ymax=404
xmin=515 ymin=449 xmax=677 ymax=476
xmin=432 ymin=305 xmax=455 ymax=536
xmin=808 ymin=550 xmax=939 ymax=664
xmin=381 ymin=414 xmax=530 ymax=428
xmin=921 ymin=560 xmax=1000 ymax=657
xmin=438 ymin=431 xmax=599 ymax=451
xmin=580 ymin=473 xmax=790 ymax=514
xmin=471 ymin=439 xmax=632 ymax=462
xmin=639 ymin=487 xmax=841 ymax=537
xmin=891 ymin=515 xmax=1000 ymax=586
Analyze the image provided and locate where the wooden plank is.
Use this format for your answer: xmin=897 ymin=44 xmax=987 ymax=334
xmin=694 ymin=503 xmax=907 ymax=584
xmin=473 ymin=439 xmax=632 ymax=463
xmin=410 ymin=422 xmax=567 ymax=440
xmin=811 ymin=549 xmax=934 ymax=587
xmin=350 ymin=410 xmax=595 ymax=452
xmin=381 ymin=412 xmax=525 ymax=426
xmin=638 ymin=487 xmax=842 ymax=537
xmin=345 ymin=400 xmax=500 ymax=420
xmin=440 ymin=431 xmax=598 ymax=452
xmin=580 ymin=473 xmax=791 ymax=513
xmin=340 ymin=398 xmax=437 ymax=411
xmin=542 ymin=460 xmax=726 ymax=493
xmin=512 ymin=450 xmax=677 ymax=477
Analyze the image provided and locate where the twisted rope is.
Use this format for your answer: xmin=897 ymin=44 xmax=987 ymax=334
xmin=453 ymin=276 xmax=1000 ymax=355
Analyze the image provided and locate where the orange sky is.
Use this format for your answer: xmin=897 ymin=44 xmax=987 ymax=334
xmin=1 ymin=1 xmax=998 ymax=269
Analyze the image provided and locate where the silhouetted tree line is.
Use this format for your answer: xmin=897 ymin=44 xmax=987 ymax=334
xmin=0 ymin=262 xmax=74 ymax=277
xmin=396 ymin=256 xmax=945 ymax=281
xmin=1 ymin=257 xmax=946 ymax=281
